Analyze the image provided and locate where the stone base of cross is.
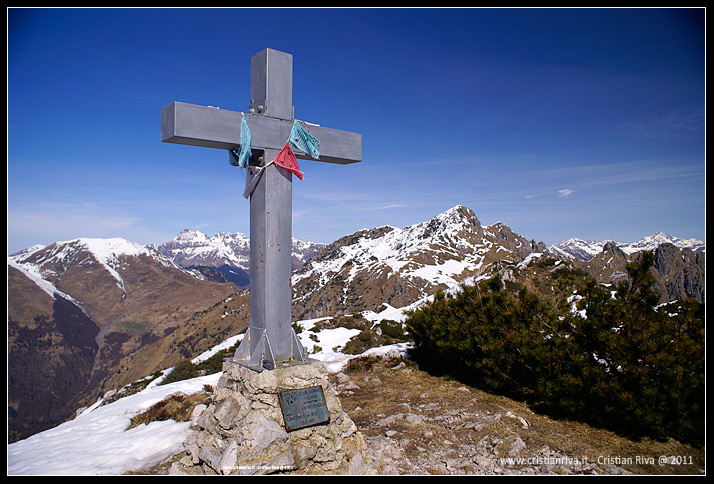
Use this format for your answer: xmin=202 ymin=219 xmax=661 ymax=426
xmin=161 ymin=48 xmax=361 ymax=371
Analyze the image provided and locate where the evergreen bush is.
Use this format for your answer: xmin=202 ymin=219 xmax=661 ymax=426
xmin=405 ymin=252 xmax=704 ymax=445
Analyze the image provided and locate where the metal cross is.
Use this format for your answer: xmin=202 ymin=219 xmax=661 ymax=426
xmin=161 ymin=48 xmax=362 ymax=370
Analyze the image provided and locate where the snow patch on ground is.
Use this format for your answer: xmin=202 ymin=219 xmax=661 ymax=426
xmin=7 ymin=308 xmax=413 ymax=475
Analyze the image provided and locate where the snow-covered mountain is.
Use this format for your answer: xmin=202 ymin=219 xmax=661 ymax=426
xmin=154 ymin=230 xmax=250 ymax=269
xmin=291 ymin=205 xmax=546 ymax=320
xmin=9 ymin=237 xmax=200 ymax=297
xmin=621 ymin=232 xmax=705 ymax=255
xmin=547 ymin=238 xmax=605 ymax=261
xmin=153 ymin=229 xmax=326 ymax=287
xmin=549 ymin=232 xmax=705 ymax=261
xmin=8 ymin=237 xmax=237 ymax=443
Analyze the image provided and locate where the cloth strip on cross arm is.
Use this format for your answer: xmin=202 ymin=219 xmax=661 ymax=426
xmin=273 ymin=142 xmax=304 ymax=180
xmin=230 ymin=114 xmax=252 ymax=168
xmin=289 ymin=120 xmax=320 ymax=160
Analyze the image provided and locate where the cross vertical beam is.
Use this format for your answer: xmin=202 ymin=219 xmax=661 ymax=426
xmin=233 ymin=49 xmax=304 ymax=370
xmin=241 ymin=156 xmax=301 ymax=369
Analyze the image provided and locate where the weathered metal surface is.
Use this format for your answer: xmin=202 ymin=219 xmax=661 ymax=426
xmin=278 ymin=385 xmax=330 ymax=432
xmin=161 ymin=102 xmax=361 ymax=164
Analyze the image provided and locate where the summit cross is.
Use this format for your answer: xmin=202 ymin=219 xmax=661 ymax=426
xmin=161 ymin=48 xmax=362 ymax=370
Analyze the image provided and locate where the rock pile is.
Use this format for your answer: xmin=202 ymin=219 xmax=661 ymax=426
xmin=174 ymin=360 xmax=372 ymax=475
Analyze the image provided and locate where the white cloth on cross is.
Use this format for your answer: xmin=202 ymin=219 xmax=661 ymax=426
xmin=243 ymin=162 xmax=271 ymax=199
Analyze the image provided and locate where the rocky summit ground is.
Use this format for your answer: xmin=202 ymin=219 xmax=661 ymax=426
xmin=136 ymin=355 xmax=704 ymax=476
xmin=335 ymin=356 xmax=705 ymax=476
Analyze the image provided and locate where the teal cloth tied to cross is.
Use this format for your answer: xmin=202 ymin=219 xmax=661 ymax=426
xmin=289 ymin=120 xmax=320 ymax=160
xmin=229 ymin=114 xmax=252 ymax=168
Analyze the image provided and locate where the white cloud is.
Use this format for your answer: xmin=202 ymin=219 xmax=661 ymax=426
xmin=558 ymin=189 xmax=575 ymax=198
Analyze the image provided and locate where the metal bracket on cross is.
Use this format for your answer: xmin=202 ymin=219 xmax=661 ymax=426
xmin=232 ymin=325 xmax=307 ymax=371
xmin=161 ymin=48 xmax=361 ymax=371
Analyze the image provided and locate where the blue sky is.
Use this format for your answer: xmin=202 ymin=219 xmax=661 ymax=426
xmin=7 ymin=8 xmax=705 ymax=254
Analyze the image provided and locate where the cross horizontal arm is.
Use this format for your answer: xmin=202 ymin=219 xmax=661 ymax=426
xmin=161 ymin=101 xmax=362 ymax=165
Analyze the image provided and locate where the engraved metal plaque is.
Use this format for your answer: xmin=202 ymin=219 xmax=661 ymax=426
xmin=278 ymin=385 xmax=330 ymax=432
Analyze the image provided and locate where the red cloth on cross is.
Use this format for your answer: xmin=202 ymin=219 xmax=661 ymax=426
xmin=272 ymin=142 xmax=304 ymax=180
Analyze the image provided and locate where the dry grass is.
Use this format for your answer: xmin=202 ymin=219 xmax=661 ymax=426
xmin=127 ymin=390 xmax=212 ymax=430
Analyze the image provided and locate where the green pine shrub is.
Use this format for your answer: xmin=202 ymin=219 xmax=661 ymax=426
xmin=405 ymin=252 xmax=704 ymax=445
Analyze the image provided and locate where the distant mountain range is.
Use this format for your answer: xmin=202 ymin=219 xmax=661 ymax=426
xmin=7 ymin=205 xmax=704 ymax=442
xmin=549 ymin=233 xmax=705 ymax=261
xmin=152 ymin=229 xmax=326 ymax=287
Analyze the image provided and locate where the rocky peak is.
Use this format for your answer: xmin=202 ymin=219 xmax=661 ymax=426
xmin=418 ymin=205 xmax=483 ymax=242
xmin=291 ymin=206 xmax=544 ymax=319
xmin=601 ymin=241 xmax=626 ymax=258
xmin=652 ymin=243 xmax=705 ymax=303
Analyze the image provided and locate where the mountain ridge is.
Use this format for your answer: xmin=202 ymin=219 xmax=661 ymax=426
xmin=7 ymin=205 xmax=705 ymax=443
xmin=548 ymin=232 xmax=705 ymax=261
xmin=8 ymin=237 xmax=238 ymax=442
xmin=11 ymin=213 xmax=702 ymax=283
xmin=291 ymin=205 xmax=547 ymax=320
xmin=290 ymin=205 xmax=704 ymax=320
xmin=152 ymin=229 xmax=326 ymax=287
